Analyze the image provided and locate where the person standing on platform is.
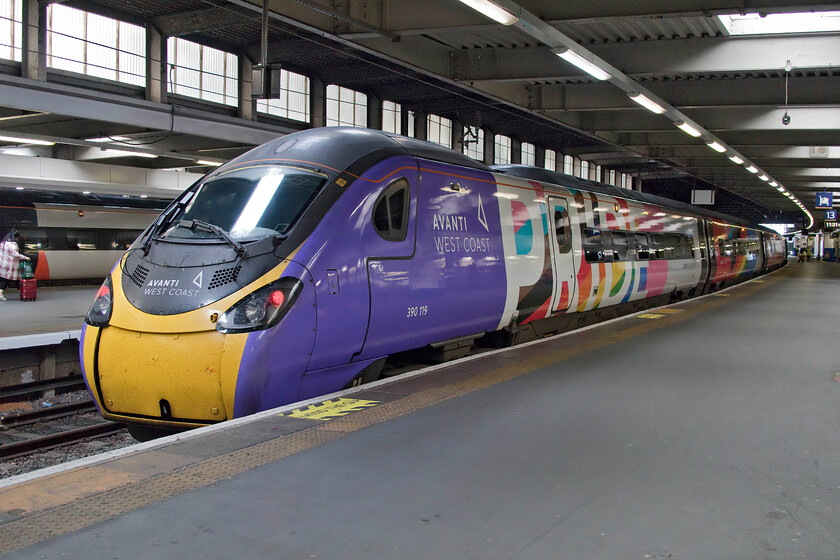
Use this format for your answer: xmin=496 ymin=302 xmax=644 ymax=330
xmin=0 ymin=229 xmax=31 ymax=301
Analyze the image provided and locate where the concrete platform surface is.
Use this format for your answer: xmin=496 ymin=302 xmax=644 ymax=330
xmin=0 ymin=286 xmax=97 ymax=348
xmin=1 ymin=260 xmax=839 ymax=559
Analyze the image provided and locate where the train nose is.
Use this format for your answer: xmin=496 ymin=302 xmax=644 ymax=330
xmin=96 ymin=327 xmax=232 ymax=423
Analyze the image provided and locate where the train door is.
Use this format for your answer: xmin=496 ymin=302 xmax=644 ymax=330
xmin=547 ymin=196 xmax=577 ymax=312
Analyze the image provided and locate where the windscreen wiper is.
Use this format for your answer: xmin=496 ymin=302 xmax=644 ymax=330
xmin=179 ymin=219 xmax=246 ymax=257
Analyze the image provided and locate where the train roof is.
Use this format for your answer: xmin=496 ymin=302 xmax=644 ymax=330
xmin=491 ymin=165 xmax=767 ymax=231
xmin=0 ymin=187 xmax=171 ymax=210
xmin=219 ymin=127 xmax=489 ymax=180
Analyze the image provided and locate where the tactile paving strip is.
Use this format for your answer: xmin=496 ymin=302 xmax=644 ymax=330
xmin=0 ymin=268 xmax=787 ymax=553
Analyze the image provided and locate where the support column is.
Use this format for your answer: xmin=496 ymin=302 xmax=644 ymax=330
xmin=511 ymin=139 xmax=522 ymax=164
xmin=535 ymin=146 xmax=546 ymax=169
xmin=413 ymin=110 xmax=427 ymax=141
xmin=483 ymin=128 xmax=494 ymax=166
xmin=238 ymin=54 xmax=254 ymax=120
xmin=451 ymin=118 xmax=463 ymax=153
xmin=21 ymin=0 xmax=46 ymax=81
xmin=310 ymin=76 xmax=326 ymax=128
xmin=367 ymin=93 xmax=382 ymax=130
xmin=145 ymin=25 xmax=166 ymax=103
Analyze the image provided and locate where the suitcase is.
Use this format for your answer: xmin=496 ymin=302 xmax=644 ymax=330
xmin=19 ymin=278 xmax=37 ymax=301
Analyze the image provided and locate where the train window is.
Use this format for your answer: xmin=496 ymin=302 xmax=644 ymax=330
xmin=373 ymin=178 xmax=410 ymax=241
xmin=553 ymin=205 xmax=571 ymax=253
xmin=635 ymin=233 xmax=650 ymax=260
xmin=582 ymin=227 xmax=605 ymax=263
xmin=18 ymin=230 xmax=48 ymax=251
xmin=114 ymin=230 xmax=142 ymax=250
xmin=67 ymin=230 xmax=99 ymax=250
xmin=611 ymin=231 xmax=629 ymax=261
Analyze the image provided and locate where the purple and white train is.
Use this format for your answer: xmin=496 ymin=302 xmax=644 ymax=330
xmin=80 ymin=127 xmax=786 ymax=440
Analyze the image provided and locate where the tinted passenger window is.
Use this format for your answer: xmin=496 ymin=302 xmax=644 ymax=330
xmin=611 ymin=231 xmax=628 ymax=261
xmin=554 ymin=205 xmax=571 ymax=253
xmin=373 ymin=178 xmax=410 ymax=241
xmin=583 ymin=228 xmax=605 ymax=263
xmin=114 ymin=230 xmax=142 ymax=250
xmin=67 ymin=230 xmax=99 ymax=250
xmin=636 ymin=234 xmax=650 ymax=260
xmin=18 ymin=229 xmax=48 ymax=250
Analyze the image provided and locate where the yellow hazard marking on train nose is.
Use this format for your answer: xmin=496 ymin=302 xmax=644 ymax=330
xmin=637 ymin=313 xmax=665 ymax=320
xmin=280 ymin=398 xmax=380 ymax=420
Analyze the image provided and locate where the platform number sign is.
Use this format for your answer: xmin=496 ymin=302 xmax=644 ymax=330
xmin=827 ymin=210 xmax=837 ymax=220
xmin=816 ymin=192 xmax=833 ymax=209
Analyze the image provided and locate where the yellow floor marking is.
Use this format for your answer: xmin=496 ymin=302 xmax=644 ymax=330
xmin=637 ymin=313 xmax=665 ymax=320
xmin=280 ymin=398 xmax=380 ymax=420
xmin=711 ymin=293 xmax=730 ymax=297
xmin=657 ymin=308 xmax=684 ymax=314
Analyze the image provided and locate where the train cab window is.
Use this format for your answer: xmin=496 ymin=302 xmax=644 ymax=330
xmin=373 ymin=178 xmax=410 ymax=241
xmin=18 ymin=230 xmax=48 ymax=251
xmin=67 ymin=230 xmax=99 ymax=250
xmin=611 ymin=231 xmax=629 ymax=261
xmin=635 ymin=233 xmax=650 ymax=260
xmin=582 ymin=227 xmax=606 ymax=263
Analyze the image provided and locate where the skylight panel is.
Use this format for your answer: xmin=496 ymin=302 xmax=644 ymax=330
xmin=718 ymin=11 xmax=840 ymax=35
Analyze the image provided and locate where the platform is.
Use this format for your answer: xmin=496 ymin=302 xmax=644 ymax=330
xmin=0 ymin=286 xmax=97 ymax=350
xmin=1 ymin=260 xmax=839 ymax=559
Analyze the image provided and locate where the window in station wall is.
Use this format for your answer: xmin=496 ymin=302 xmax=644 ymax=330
xmin=579 ymin=159 xmax=590 ymax=179
xmin=0 ymin=0 xmax=22 ymax=62
xmin=427 ymin=114 xmax=452 ymax=148
xmin=382 ymin=100 xmax=401 ymax=134
xmin=608 ymin=169 xmax=617 ymax=186
xmin=595 ymin=164 xmax=603 ymax=182
xmin=326 ymin=85 xmax=367 ymax=127
xmin=622 ymin=173 xmax=633 ymax=190
xmin=168 ymin=37 xmax=237 ymax=106
xmin=563 ymin=154 xmax=574 ymax=175
xmin=544 ymin=149 xmax=557 ymax=171
xmin=256 ymin=69 xmax=310 ymax=123
xmin=462 ymin=126 xmax=484 ymax=161
xmin=47 ymin=3 xmax=145 ymax=86
xmin=521 ymin=142 xmax=536 ymax=166
xmin=494 ymin=134 xmax=511 ymax=165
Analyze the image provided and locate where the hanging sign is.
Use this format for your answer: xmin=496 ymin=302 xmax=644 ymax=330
xmin=815 ymin=192 xmax=833 ymax=209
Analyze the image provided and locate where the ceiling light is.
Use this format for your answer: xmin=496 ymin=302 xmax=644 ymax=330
xmin=758 ymin=174 xmax=769 ymax=181
xmin=101 ymin=149 xmax=158 ymax=159
xmin=728 ymin=155 xmax=744 ymax=164
xmin=707 ymin=141 xmax=726 ymax=153
xmin=628 ymin=92 xmax=665 ymax=114
xmin=196 ymin=160 xmax=223 ymax=166
xmin=85 ymin=135 xmax=131 ymax=143
xmin=554 ymin=47 xmax=611 ymax=81
xmin=0 ymin=135 xmax=55 ymax=146
xmin=745 ymin=165 xmax=758 ymax=173
xmin=769 ymin=180 xmax=778 ymax=187
xmin=457 ymin=0 xmax=518 ymax=25
xmin=675 ymin=121 xmax=702 ymax=137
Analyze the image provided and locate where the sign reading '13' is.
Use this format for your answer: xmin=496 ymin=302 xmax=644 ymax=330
xmin=816 ymin=192 xmax=834 ymax=209
xmin=826 ymin=209 xmax=837 ymax=220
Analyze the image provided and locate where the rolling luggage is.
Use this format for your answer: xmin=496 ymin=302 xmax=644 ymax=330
xmin=19 ymin=278 xmax=37 ymax=301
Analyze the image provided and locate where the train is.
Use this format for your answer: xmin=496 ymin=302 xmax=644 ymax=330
xmin=0 ymin=188 xmax=168 ymax=282
xmin=79 ymin=127 xmax=787 ymax=440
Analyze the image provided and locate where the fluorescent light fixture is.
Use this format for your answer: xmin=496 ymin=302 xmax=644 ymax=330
xmin=554 ymin=47 xmax=611 ymax=81
xmin=85 ymin=135 xmax=131 ymax=143
xmin=777 ymin=186 xmax=786 ymax=192
xmin=82 ymin=190 xmax=91 ymax=194
xmin=196 ymin=160 xmax=223 ymax=166
xmin=758 ymin=174 xmax=769 ymax=181
xmin=629 ymin=92 xmax=665 ymax=114
xmin=15 ymin=186 xmax=24 ymax=190
xmin=457 ymin=0 xmax=518 ymax=25
xmin=769 ymin=180 xmax=778 ymax=187
xmin=728 ymin=155 xmax=744 ymax=164
xmin=0 ymin=135 xmax=55 ymax=146
xmin=745 ymin=165 xmax=758 ymax=173
xmin=707 ymin=141 xmax=726 ymax=153
xmin=101 ymin=149 xmax=158 ymax=159
xmin=675 ymin=121 xmax=702 ymax=137
xmin=140 ymin=194 xmax=148 ymax=198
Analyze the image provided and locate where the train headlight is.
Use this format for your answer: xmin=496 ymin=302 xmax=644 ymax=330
xmin=216 ymin=278 xmax=302 ymax=333
xmin=85 ymin=276 xmax=113 ymax=326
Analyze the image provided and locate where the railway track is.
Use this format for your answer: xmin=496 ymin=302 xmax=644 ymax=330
xmin=1 ymin=378 xmax=129 ymax=464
